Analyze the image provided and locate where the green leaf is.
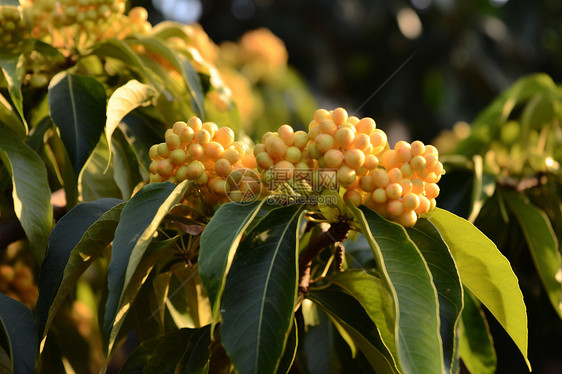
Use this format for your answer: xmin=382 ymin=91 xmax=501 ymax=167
xmin=0 ymin=93 xmax=25 ymax=137
xmin=307 ymin=284 xmax=398 ymax=374
xmin=48 ymin=72 xmax=107 ymax=175
xmin=426 ymin=208 xmax=530 ymax=370
xmin=199 ymin=200 xmax=265 ymax=326
xmin=458 ymin=291 xmax=496 ymax=374
xmin=36 ymin=198 xmax=123 ymax=338
xmin=276 ymin=319 xmax=297 ymax=374
xmin=326 ymin=270 xmax=398 ymax=369
xmin=91 ymin=39 xmax=150 ymax=82
xmin=119 ymin=326 xmax=210 ymax=374
xmin=0 ymin=294 xmax=37 ymax=374
xmin=0 ymin=127 xmax=53 ymax=261
xmin=119 ymin=113 xmax=163 ymax=173
xmin=220 ymin=205 xmax=304 ymax=374
xmin=349 ymin=205 xmax=443 ymax=374
xmin=0 ymin=52 xmax=26 ymax=128
xmin=406 ymin=218 xmax=464 ymax=373
xmin=105 ymin=80 xmax=157 ymax=165
xmin=104 ymin=181 xmax=189 ymax=351
xmin=503 ymin=189 xmax=562 ymax=317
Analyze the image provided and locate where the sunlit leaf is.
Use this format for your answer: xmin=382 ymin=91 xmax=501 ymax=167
xmin=199 ymin=200 xmax=265 ymax=326
xmin=0 ymin=127 xmax=53 ymax=261
xmin=48 ymin=72 xmax=107 ymax=175
xmin=0 ymin=51 xmax=26 ymax=129
xmin=503 ymin=189 xmax=562 ymax=317
xmin=104 ymin=181 xmax=189 ymax=352
xmin=0 ymin=93 xmax=25 ymax=137
xmin=458 ymin=291 xmax=496 ymax=374
xmin=308 ymin=284 xmax=398 ymax=374
xmin=427 ymin=208 xmax=530 ymax=370
xmin=406 ymin=218 xmax=464 ymax=373
xmin=349 ymin=205 xmax=443 ymax=374
xmin=105 ymin=80 xmax=157 ymax=164
xmin=221 ymin=205 xmax=304 ymax=374
xmin=0 ymin=294 xmax=37 ymax=374
xmin=36 ymin=198 xmax=123 ymax=339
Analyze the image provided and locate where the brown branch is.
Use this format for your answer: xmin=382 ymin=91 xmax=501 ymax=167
xmin=298 ymin=219 xmax=350 ymax=294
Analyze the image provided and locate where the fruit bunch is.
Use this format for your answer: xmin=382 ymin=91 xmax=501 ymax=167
xmin=149 ymin=109 xmax=444 ymax=227
xmin=0 ymin=5 xmax=26 ymax=49
xmin=0 ymin=262 xmax=39 ymax=310
xmin=149 ymin=117 xmax=259 ymax=204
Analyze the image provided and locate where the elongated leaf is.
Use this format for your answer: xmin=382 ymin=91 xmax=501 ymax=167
xmin=92 ymin=39 xmax=150 ymax=83
xmin=0 ymin=93 xmax=25 ymax=137
xmin=119 ymin=326 xmax=210 ymax=374
xmin=0 ymin=294 xmax=37 ymax=374
xmin=0 ymin=127 xmax=53 ymax=261
xmin=0 ymin=52 xmax=26 ymax=128
xmin=104 ymin=181 xmax=189 ymax=351
xmin=308 ymin=284 xmax=398 ymax=374
xmin=407 ymin=218 xmax=464 ymax=373
xmin=221 ymin=205 xmax=304 ymax=374
xmin=48 ymin=72 xmax=107 ymax=175
xmin=458 ymin=291 xmax=496 ymax=374
xmin=119 ymin=113 xmax=164 ymax=173
xmin=105 ymin=80 xmax=157 ymax=164
xmin=276 ymin=319 xmax=297 ymax=374
xmin=327 ymin=270 xmax=398 ymax=369
xmin=503 ymin=190 xmax=562 ymax=317
xmin=79 ymin=135 xmax=122 ymax=202
xmin=349 ymin=206 xmax=443 ymax=374
xmin=36 ymin=199 xmax=124 ymax=338
xmin=427 ymin=208 xmax=530 ymax=370
xmin=199 ymin=200 xmax=265 ymax=325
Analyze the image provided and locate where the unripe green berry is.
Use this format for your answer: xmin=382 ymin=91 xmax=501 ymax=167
xmin=169 ymin=149 xmax=187 ymax=165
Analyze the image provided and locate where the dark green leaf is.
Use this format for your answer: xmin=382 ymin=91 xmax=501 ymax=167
xmin=0 ymin=294 xmax=37 ymax=374
xmin=91 ymin=39 xmax=149 ymax=82
xmin=119 ymin=113 xmax=164 ymax=173
xmin=349 ymin=205 xmax=443 ymax=374
xmin=407 ymin=218 xmax=464 ymax=374
xmin=221 ymin=205 xmax=304 ymax=374
xmin=199 ymin=200 xmax=265 ymax=325
xmin=0 ymin=92 xmax=25 ymax=137
xmin=458 ymin=291 xmax=496 ymax=374
xmin=426 ymin=208 xmax=530 ymax=370
xmin=276 ymin=319 xmax=297 ymax=374
xmin=0 ymin=52 xmax=25 ymax=127
xmin=78 ymin=135 xmax=122 ymax=201
xmin=176 ymin=325 xmax=212 ymax=374
xmin=0 ymin=127 xmax=53 ymax=261
xmin=307 ymin=284 xmax=398 ymax=374
xmin=503 ymin=189 xmax=562 ymax=317
xmin=48 ymin=72 xmax=107 ymax=175
xmin=36 ymin=198 xmax=123 ymax=338
xmin=104 ymin=181 xmax=189 ymax=351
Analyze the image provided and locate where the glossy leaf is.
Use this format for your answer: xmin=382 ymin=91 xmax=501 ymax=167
xmin=503 ymin=189 xmax=562 ymax=317
xmin=427 ymin=208 xmax=530 ymax=370
xmin=119 ymin=113 xmax=163 ymax=173
xmin=0 ymin=127 xmax=53 ymax=261
xmin=104 ymin=181 xmax=189 ymax=351
xmin=36 ymin=198 xmax=123 ymax=338
xmin=48 ymin=72 xmax=107 ymax=175
xmin=199 ymin=200 xmax=265 ymax=325
xmin=307 ymin=284 xmax=398 ymax=374
xmin=0 ymin=93 xmax=25 ymax=138
xmin=0 ymin=294 xmax=37 ymax=374
xmin=92 ymin=39 xmax=150 ymax=83
xmin=276 ymin=319 xmax=297 ymax=374
xmin=458 ymin=292 xmax=496 ymax=374
xmin=105 ymin=80 xmax=157 ymax=164
xmin=350 ymin=205 xmax=443 ymax=374
xmin=0 ymin=52 xmax=26 ymax=128
xmin=220 ymin=205 xmax=304 ymax=374
xmin=327 ymin=270 xmax=398 ymax=369
xmin=406 ymin=218 xmax=464 ymax=373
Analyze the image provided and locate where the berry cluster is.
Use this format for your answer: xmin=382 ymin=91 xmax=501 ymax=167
xmin=0 ymin=262 xmax=38 ymax=310
xmin=149 ymin=117 xmax=259 ymax=204
xmin=0 ymin=6 xmax=26 ymax=49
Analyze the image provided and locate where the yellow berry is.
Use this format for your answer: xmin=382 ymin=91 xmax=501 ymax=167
xmin=399 ymin=210 xmax=417 ymax=227
xmin=223 ymin=148 xmax=240 ymax=165
xmin=315 ymin=134 xmax=336 ymax=154
xmin=400 ymin=179 xmax=413 ymax=194
xmin=257 ymin=152 xmax=274 ymax=170
xmin=411 ymin=179 xmax=424 ymax=194
xmin=363 ymin=154 xmax=379 ymax=170
xmin=308 ymin=125 xmax=321 ymax=141
xmin=149 ymin=160 xmax=159 ymax=174
xmin=195 ymin=129 xmax=211 ymax=144
xmin=425 ymin=153 xmax=438 ymax=168
xmin=429 ymin=198 xmax=437 ymax=211
xmin=387 ymin=168 xmax=402 ymax=183
xmin=416 ymin=195 xmax=430 ymax=214
xmin=285 ymin=146 xmax=302 ymax=164
xmin=169 ymin=149 xmax=187 ymax=165
xmin=188 ymin=143 xmax=205 ymax=160
xmin=338 ymin=165 xmax=356 ymax=186
xmin=202 ymin=122 xmax=218 ymax=138
xmin=400 ymin=163 xmax=413 ymax=178
xmin=173 ymin=121 xmax=188 ymax=135
xmin=265 ymin=137 xmax=287 ymax=159
xmin=359 ymin=175 xmax=376 ymax=192
xmin=186 ymin=161 xmax=205 ymax=179
xmin=278 ymin=125 xmax=295 ymax=145
xmin=204 ymin=141 xmax=224 ymax=160
xmin=403 ymin=193 xmax=420 ymax=211
xmin=355 ymin=117 xmax=376 ymax=135
xmin=425 ymin=183 xmax=440 ymax=200
xmin=215 ymin=158 xmax=232 ymax=177
xmin=324 ymin=149 xmax=344 ymax=168
xmin=334 ymin=127 xmax=355 ymax=149
xmin=319 ymin=119 xmax=338 ymax=135
xmin=344 ymin=149 xmax=365 ymax=169
xmin=411 ymin=140 xmax=425 ymax=156
xmin=314 ymin=109 xmax=331 ymax=123
xmin=179 ymin=126 xmax=195 ymax=144
xmin=410 ymin=155 xmax=426 ymax=171
xmin=253 ymin=143 xmax=266 ymax=156
xmin=157 ymin=159 xmax=174 ymax=177
xmin=372 ymin=169 xmax=389 ymax=188
xmin=149 ymin=144 xmax=159 ymax=160
xmin=293 ymin=131 xmax=308 ymax=149
xmin=395 ymin=141 xmax=412 ymax=163
xmin=385 ymin=183 xmax=402 ymax=200
xmin=241 ymin=154 xmax=257 ymax=169
xmin=353 ymin=133 xmax=371 ymax=151
xmin=430 ymin=161 xmax=444 ymax=176
xmin=331 ymin=108 xmax=348 ymax=126
xmin=274 ymin=160 xmax=295 ymax=181
xmin=343 ymin=189 xmax=362 ymax=207
xmin=214 ymin=127 xmax=234 ymax=148
xmin=157 ymin=143 xmax=170 ymax=158
xmin=176 ymin=165 xmax=189 ymax=181
xmin=307 ymin=143 xmax=321 ymax=159
xmin=372 ymin=188 xmax=387 ymax=203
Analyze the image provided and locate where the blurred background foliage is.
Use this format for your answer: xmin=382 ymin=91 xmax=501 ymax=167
xmin=134 ymin=0 xmax=562 ymax=146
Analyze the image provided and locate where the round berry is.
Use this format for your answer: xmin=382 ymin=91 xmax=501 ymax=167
xmin=338 ymin=165 xmax=356 ymax=186
xmin=324 ymin=149 xmax=344 ymax=168
xmin=257 ymin=152 xmax=274 ymax=170
xmin=363 ymin=154 xmax=379 ymax=170
xmin=356 ymin=117 xmax=376 ymax=135
xmin=344 ymin=149 xmax=365 ymax=169
xmin=344 ymin=189 xmax=362 ymax=207
xmin=157 ymin=143 xmax=170 ymax=158
xmin=157 ymin=159 xmax=174 ymax=177
xmin=411 ymin=140 xmax=425 ymax=156
xmin=403 ymin=193 xmax=420 ymax=211
xmin=203 ymin=141 xmax=224 ymax=160
xmin=314 ymin=109 xmax=330 ymax=123
xmin=332 ymin=108 xmax=348 ymax=126
xmin=186 ymin=161 xmax=205 ymax=179
xmin=425 ymin=183 xmax=440 ymax=200
xmin=214 ymin=127 xmax=234 ymax=148
xmin=334 ymin=127 xmax=355 ymax=149
xmin=188 ymin=143 xmax=205 ymax=160
xmin=400 ymin=210 xmax=417 ymax=227
xmin=372 ymin=169 xmax=389 ymax=188
xmin=319 ymin=119 xmax=337 ymax=135
xmin=416 ymin=195 xmax=430 ymax=215
xmin=285 ymin=146 xmax=302 ymax=164
xmin=169 ymin=149 xmax=187 ymax=165
xmin=195 ymin=129 xmax=211 ymax=144
xmin=293 ymin=131 xmax=308 ymax=149
xmin=265 ymin=137 xmax=287 ymax=159
xmin=385 ymin=183 xmax=402 ymax=200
